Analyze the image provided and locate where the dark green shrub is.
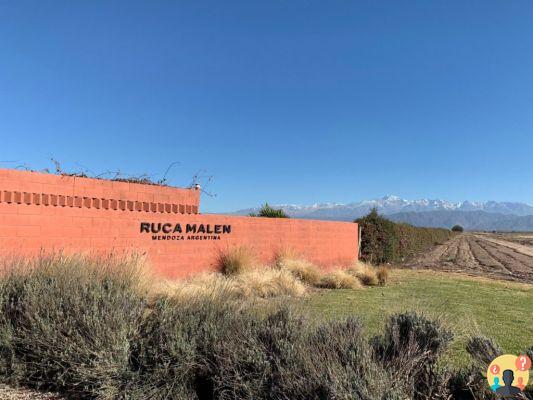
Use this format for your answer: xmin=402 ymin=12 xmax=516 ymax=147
xmin=356 ymin=209 xmax=455 ymax=264
xmin=250 ymin=203 xmax=289 ymax=218
xmin=0 ymin=255 xmax=146 ymax=399
xmin=452 ymin=225 xmax=464 ymax=232
xmin=356 ymin=208 xmax=398 ymax=264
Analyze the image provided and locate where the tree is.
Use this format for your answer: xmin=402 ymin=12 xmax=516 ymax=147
xmin=249 ymin=203 xmax=289 ymax=218
xmin=451 ymin=225 xmax=464 ymax=232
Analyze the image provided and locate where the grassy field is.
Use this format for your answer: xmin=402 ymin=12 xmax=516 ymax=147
xmin=302 ymin=268 xmax=533 ymax=367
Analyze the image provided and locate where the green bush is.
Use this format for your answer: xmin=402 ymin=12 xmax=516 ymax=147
xmin=0 ymin=255 xmax=146 ymax=399
xmin=452 ymin=225 xmax=464 ymax=232
xmin=356 ymin=208 xmax=455 ymax=264
xmin=250 ymin=203 xmax=289 ymax=218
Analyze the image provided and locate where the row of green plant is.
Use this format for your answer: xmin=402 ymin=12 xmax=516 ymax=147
xmin=0 ymin=255 xmax=530 ymax=399
xmin=356 ymin=209 xmax=457 ymax=264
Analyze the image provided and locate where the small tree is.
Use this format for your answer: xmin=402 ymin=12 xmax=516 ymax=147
xmin=250 ymin=203 xmax=289 ymax=218
xmin=451 ymin=225 xmax=464 ymax=232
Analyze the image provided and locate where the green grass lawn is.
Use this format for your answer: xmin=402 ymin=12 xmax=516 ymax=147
xmin=300 ymin=269 xmax=533 ymax=368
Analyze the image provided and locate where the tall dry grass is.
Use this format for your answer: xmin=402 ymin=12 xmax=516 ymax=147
xmin=318 ymin=270 xmax=362 ymax=289
xmin=347 ymin=261 xmax=379 ymax=286
xmin=276 ymin=257 xmax=322 ymax=286
xmin=217 ymin=246 xmax=256 ymax=275
xmin=153 ymin=269 xmax=306 ymax=301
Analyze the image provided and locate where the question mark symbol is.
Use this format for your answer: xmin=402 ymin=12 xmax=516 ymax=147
xmin=515 ymin=355 xmax=532 ymax=371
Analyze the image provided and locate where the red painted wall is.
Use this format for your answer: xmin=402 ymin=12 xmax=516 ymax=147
xmin=0 ymin=169 xmax=358 ymax=279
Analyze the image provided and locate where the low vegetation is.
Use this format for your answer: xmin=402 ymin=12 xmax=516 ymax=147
xmin=0 ymin=256 xmax=530 ymax=399
xmin=217 ymin=245 xmax=256 ymax=275
xmin=249 ymin=203 xmax=289 ymax=218
xmin=356 ymin=208 xmax=456 ymax=264
xmin=452 ymin=224 xmax=464 ymax=232
xmin=0 ymin=254 xmax=530 ymax=397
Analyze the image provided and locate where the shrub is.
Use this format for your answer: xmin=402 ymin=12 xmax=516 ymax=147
xmin=356 ymin=208 xmax=455 ymax=264
xmin=355 ymin=208 xmax=398 ymax=264
xmin=129 ymin=296 xmax=200 ymax=399
xmin=318 ymin=270 xmax=362 ymax=289
xmin=372 ymin=312 xmax=454 ymax=399
xmin=278 ymin=317 xmax=405 ymax=399
xmin=0 ymin=254 xmax=146 ymax=399
xmin=465 ymin=335 xmax=503 ymax=367
xmin=249 ymin=203 xmax=289 ymax=218
xmin=376 ymin=266 xmax=390 ymax=286
xmin=452 ymin=225 xmax=464 ymax=232
xmin=277 ymin=257 xmax=322 ymax=286
xmin=217 ymin=246 xmax=256 ymax=275
xmin=347 ymin=262 xmax=379 ymax=286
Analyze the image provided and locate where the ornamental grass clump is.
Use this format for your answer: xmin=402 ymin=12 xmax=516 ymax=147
xmin=277 ymin=257 xmax=322 ymax=286
xmin=217 ymin=246 xmax=256 ymax=276
xmin=347 ymin=261 xmax=380 ymax=286
xmin=318 ymin=270 xmax=362 ymax=289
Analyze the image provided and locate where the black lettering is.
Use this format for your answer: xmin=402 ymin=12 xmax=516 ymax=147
xmin=151 ymin=223 xmax=162 ymax=233
xmin=197 ymin=224 xmax=205 ymax=233
xmin=140 ymin=222 xmax=150 ymax=233
xmin=223 ymin=225 xmax=231 ymax=234
xmin=173 ymin=224 xmax=182 ymax=233
xmin=214 ymin=225 xmax=221 ymax=234
xmin=186 ymin=224 xmax=197 ymax=233
xmin=151 ymin=235 xmax=158 ymax=240
xmin=206 ymin=224 xmax=213 ymax=234
xmin=162 ymin=223 xmax=172 ymax=234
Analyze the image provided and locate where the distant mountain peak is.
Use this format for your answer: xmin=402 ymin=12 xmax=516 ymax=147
xmin=232 ymin=196 xmax=533 ymax=224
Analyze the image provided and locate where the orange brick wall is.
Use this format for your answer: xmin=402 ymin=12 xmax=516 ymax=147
xmin=0 ymin=169 xmax=358 ymax=279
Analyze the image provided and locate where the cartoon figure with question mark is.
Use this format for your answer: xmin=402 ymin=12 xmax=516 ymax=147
xmin=487 ymin=354 xmax=531 ymax=399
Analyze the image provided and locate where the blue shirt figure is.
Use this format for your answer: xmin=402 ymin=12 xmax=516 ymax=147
xmin=491 ymin=377 xmax=501 ymax=392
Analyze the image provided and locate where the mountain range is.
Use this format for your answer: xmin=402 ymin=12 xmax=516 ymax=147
xmin=233 ymin=196 xmax=533 ymax=231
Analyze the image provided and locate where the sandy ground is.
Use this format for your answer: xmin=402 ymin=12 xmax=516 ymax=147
xmin=0 ymin=385 xmax=61 ymax=400
xmin=407 ymin=233 xmax=533 ymax=284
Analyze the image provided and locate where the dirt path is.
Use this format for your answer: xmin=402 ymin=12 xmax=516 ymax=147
xmin=407 ymin=233 xmax=533 ymax=284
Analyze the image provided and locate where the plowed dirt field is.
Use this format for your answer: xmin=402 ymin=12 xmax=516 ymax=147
xmin=408 ymin=233 xmax=533 ymax=283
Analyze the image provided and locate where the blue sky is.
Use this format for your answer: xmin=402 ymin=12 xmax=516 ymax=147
xmin=1 ymin=1 xmax=532 ymax=212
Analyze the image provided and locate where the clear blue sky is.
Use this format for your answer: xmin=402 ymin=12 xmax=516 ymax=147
xmin=1 ymin=1 xmax=532 ymax=212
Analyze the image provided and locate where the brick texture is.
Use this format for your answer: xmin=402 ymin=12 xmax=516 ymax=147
xmin=0 ymin=169 xmax=358 ymax=279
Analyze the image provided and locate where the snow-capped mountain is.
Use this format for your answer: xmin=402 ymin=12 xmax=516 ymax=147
xmin=233 ymin=196 xmax=533 ymax=221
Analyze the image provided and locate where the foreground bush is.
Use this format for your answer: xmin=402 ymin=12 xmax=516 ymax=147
xmin=0 ymin=255 xmax=523 ymax=399
xmin=0 ymin=255 xmax=146 ymax=398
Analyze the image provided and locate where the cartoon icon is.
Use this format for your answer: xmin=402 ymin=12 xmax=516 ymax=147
xmin=516 ymin=354 xmax=532 ymax=372
xmin=487 ymin=354 xmax=530 ymax=396
xmin=495 ymin=369 xmax=521 ymax=397
xmin=490 ymin=376 xmax=501 ymax=392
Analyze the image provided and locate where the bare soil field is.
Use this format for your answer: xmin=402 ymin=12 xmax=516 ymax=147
xmin=407 ymin=232 xmax=533 ymax=283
